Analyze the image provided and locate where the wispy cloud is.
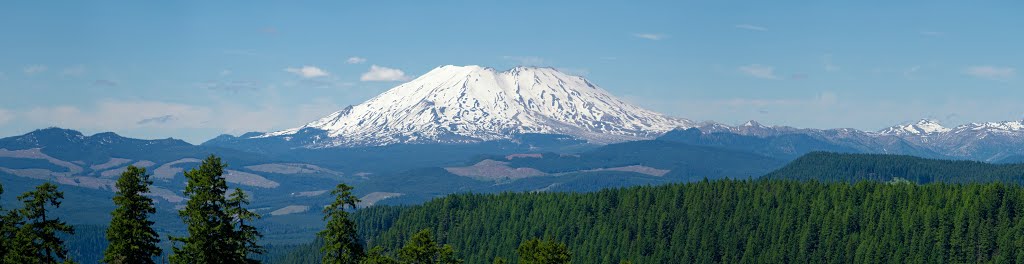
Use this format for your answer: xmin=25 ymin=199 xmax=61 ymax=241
xmin=137 ymin=115 xmax=176 ymax=125
xmin=60 ymin=65 xmax=86 ymax=77
xmin=360 ymin=65 xmax=409 ymax=82
xmin=199 ymin=81 xmax=258 ymax=93
xmin=823 ymin=54 xmax=840 ymax=72
xmin=285 ymin=66 xmax=329 ymax=78
xmin=904 ymin=65 xmax=922 ymax=79
xmin=502 ymin=56 xmax=546 ymax=66
xmin=12 ymin=99 xmax=345 ymax=143
xmin=633 ymin=33 xmax=668 ymax=40
xmin=965 ymin=66 xmax=1016 ymax=80
xmin=93 ymin=79 xmax=119 ymax=87
xmin=24 ymin=65 xmax=47 ymax=75
xmin=735 ymin=24 xmax=768 ymax=31
xmin=738 ymin=64 xmax=780 ymax=79
xmin=0 ymin=108 xmax=13 ymax=125
xmin=346 ymin=57 xmax=367 ymax=64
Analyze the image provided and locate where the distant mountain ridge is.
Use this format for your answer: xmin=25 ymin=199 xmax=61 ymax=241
xmin=185 ymin=65 xmax=1024 ymax=162
xmin=683 ymin=118 xmax=1024 ymax=162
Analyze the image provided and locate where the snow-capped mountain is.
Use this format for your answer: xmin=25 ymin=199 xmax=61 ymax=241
xmin=683 ymin=118 xmax=1024 ymax=162
xmin=259 ymin=65 xmax=694 ymax=147
xmin=877 ymin=119 xmax=951 ymax=136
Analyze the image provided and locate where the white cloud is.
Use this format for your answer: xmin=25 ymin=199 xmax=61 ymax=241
xmin=346 ymin=57 xmax=367 ymax=64
xmin=220 ymin=69 xmax=232 ymax=76
xmin=823 ymin=54 xmax=840 ymax=72
xmin=60 ymin=65 xmax=86 ymax=77
xmin=735 ymin=24 xmax=768 ymax=31
xmin=633 ymin=33 xmax=668 ymax=40
xmin=502 ymin=56 xmax=546 ymax=66
xmin=965 ymin=66 xmax=1016 ymax=80
xmin=904 ymin=65 xmax=922 ymax=79
xmin=14 ymin=99 xmax=344 ymax=143
xmin=24 ymin=65 xmax=48 ymax=75
xmin=738 ymin=64 xmax=780 ymax=79
xmin=360 ymin=65 xmax=409 ymax=81
xmin=285 ymin=66 xmax=329 ymax=78
xmin=0 ymin=109 xmax=13 ymax=125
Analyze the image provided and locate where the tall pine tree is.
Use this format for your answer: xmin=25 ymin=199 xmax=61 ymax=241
xmin=104 ymin=165 xmax=161 ymax=264
xmin=169 ymin=155 xmax=235 ymax=264
xmin=227 ymin=188 xmax=264 ymax=263
xmin=4 ymin=183 xmax=75 ymax=263
xmin=319 ymin=183 xmax=364 ymax=264
xmin=361 ymin=246 xmax=398 ymax=264
xmin=398 ymin=229 xmax=462 ymax=264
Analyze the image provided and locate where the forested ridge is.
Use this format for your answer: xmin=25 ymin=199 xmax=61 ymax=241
xmin=264 ymin=179 xmax=1024 ymax=263
xmin=13 ymin=152 xmax=1024 ymax=263
xmin=765 ymin=152 xmax=1024 ymax=184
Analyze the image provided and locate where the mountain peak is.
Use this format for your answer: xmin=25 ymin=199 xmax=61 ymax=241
xmin=263 ymin=65 xmax=693 ymax=147
xmin=953 ymin=120 xmax=1024 ymax=132
xmin=878 ymin=118 xmax=950 ymax=136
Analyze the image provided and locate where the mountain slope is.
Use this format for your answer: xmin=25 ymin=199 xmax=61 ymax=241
xmin=764 ymin=152 xmax=1024 ymax=184
xmin=656 ymin=127 xmax=861 ymax=159
xmin=685 ymin=122 xmax=948 ymax=159
xmin=877 ymin=119 xmax=950 ymax=136
xmin=274 ymin=180 xmax=1024 ymax=263
xmin=875 ymin=119 xmax=1024 ymax=161
xmin=258 ymin=65 xmax=693 ymax=147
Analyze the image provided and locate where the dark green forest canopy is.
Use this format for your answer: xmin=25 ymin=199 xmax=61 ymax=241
xmin=269 ymin=179 xmax=1024 ymax=263
xmin=765 ymin=151 xmax=1024 ymax=184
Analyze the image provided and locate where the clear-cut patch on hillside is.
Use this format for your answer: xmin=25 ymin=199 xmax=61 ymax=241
xmin=445 ymin=159 xmax=548 ymax=181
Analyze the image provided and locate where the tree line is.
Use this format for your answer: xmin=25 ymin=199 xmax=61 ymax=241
xmin=764 ymin=151 xmax=1024 ymax=184
xmin=1 ymin=155 xmax=571 ymax=264
xmin=18 ymin=152 xmax=1024 ymax=263
xmin=343 ymin=179 xmax=1024 ymax=263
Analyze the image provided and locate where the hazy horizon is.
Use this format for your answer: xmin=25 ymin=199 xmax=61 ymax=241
xmin=1 ymin=1 xmax=1020 ymax=143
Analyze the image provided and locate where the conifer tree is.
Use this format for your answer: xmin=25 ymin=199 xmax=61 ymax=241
xmin=398 ymin=229 xmax=462 ymax=264
xmin=320 ymin=183 xmax=365 ymax=264
xmin=227 ymin=188 xmax=264 ymax=263
xmin=517 ymin=238 xmax=571 ymax=264
xmin=169 ymin=155 xmax=235 ymax=264
xmin=0 ymin=181 xmax=9 ymax=260
xmin=360 ymin=246 xmax=398 ymax=264
xmin=4 ymin=183 xmax=75 ymax=263
xmin=103 ymin=166 xmax=161 ymax=264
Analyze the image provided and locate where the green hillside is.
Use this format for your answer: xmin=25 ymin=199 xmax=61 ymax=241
xmin=765 ymin=152 xmax=1024 ymax=184
xmin=270 ymin=179 xmax=1024 ymax=263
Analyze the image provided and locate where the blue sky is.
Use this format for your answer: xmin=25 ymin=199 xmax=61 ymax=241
xmin=1 ymin=1 xmax=1021 ymax=143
